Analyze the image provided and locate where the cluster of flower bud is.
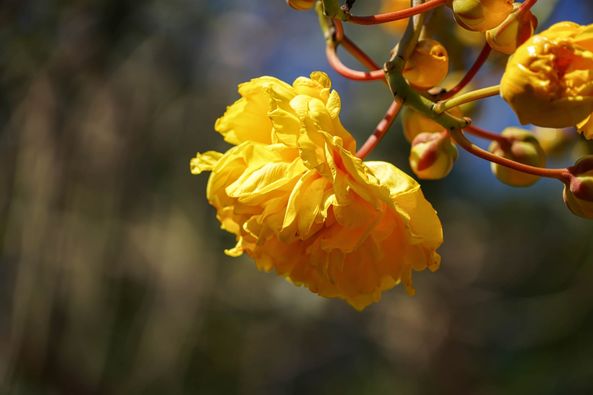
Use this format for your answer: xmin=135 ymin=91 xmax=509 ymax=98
xmin=284 ymin=1 xmax=593 ymax=225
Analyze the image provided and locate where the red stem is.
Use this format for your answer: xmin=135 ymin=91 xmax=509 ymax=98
xmin=342 ymin=36 xmax=382 ymax=70
xmin=450 ymin=128 xmax=570 ymax=181
xmin=347 ymin=0 xmax=448 ymax=25
xmin=325 ymin=44 xmax=385 ymax=81
xmin=518 ymin=0 xmax=538 ymax=14
xmin=334 ymin=20 xmax=383 ymax=76
xmin=463 ymin=124 xmax=507 ymax=144
xmin=357 ymin=98 xmax=404 ymax=159
xmin=441 ymin=44 xmax=491 ymax=100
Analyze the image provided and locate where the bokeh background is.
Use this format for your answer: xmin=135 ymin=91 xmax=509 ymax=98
xmin=1 ymin=1 xmax=593 ymax=394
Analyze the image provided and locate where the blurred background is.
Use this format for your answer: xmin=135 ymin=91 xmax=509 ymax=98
xmin=1 ymin=1 xmax=593 ymax=394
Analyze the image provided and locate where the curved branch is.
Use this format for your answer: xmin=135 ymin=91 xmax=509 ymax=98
xmin=346 ymin=0 xmax=448 ymax=25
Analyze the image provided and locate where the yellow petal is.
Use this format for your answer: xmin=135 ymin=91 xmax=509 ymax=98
xmin=215 ymin=76 xmax=295 ymax=145
xmin=281 ymin=170 xmax=329 ymax=240
xmin=190 ymin=151 xmax=223 ymax=174
xmin=577 ymin=114 xmax=593 ymax=139
xmin=225 ymin=158 xmax=306 ymax=203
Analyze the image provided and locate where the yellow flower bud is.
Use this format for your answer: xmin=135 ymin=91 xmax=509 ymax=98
xmin=451 ymin=0 xmax=514 ymax=32
xmin=485 ymin=2 xmax=537 ymax=54
xmin=532 ymin=126 xmax=573 ymax=156
xmin=287 ymin=0 xmax=316 ymax=10
xmin=454 ymin=24 xmax=486 ymax=47
xmin=380 ymin=0 xmax=409 ymax=34
xmin=409 ymin=132 xmax=458 ymax=180
xmin=501 ymin=22 xmax=593 ymax=128
xmin=402 ymin=106 xmax=463 ymax=143
xmin=563 ymin=156 xmax=593 ymax=219
xmin=403 ymin=39 xmax=449 ymax=90
xmin=489 ymin=127 xmax=546 ymax=187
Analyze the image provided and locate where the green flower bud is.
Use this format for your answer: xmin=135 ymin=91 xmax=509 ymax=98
xmin=563 ymin=156 xmax=593 ymax=219
xmin=409 ymin=132 xmax=458 ymax=180
xmin=489 ymin=127 xmax=546 ymax=187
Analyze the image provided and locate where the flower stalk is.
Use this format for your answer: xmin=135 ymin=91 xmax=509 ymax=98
xmin=440 ymin=44 xmax=492 ymax=100
xmin=344 ymin=0 xmax=448 ymax=25
xmin=463 ymin=124 xmax=508 ymax=144
xmin=449 ymin=127 xmax=570 ymax=181
xmin=434 ymin=85 xmax=500 ymax=114
xmin=357 ymin=98 xmax=404 ymax=159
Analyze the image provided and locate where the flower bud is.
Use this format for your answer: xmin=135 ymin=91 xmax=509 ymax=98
xmin=287 ymin=0 xmax=316 ymax=10
xmin=563 ymin=156 xmax=593 ymax=219
xmin=402 ymin=106 xmax=463 ymax=143
xmin=485 ymin=2 xmax=537 ymax=54
xmin=489 ymin=127 xmax=546 ymax=187
xmin=451 ymin=0 xmax=514 ymax=32
xmin=501 ymin=22 xmax=593 ymax=128
xmin=454 ymin=24 xmax=486 ymax=47
xmin=403 ymin=39 xmax=449 ymax=90
xmin=409 ymin=132 xmax=458 ymax=180
xmin=532 ymin=126 xmax=573 ymax=156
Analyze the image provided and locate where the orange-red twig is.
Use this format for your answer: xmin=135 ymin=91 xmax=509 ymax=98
xmin=342 ymin=36 xmax=382 ymax=70
xmin=450 ymin=127 xmax=570 ymax=181
xmin=326 ymin=44 xmax=385 ymax=81
xmin=357 ymin=98 xmax=404 ymax=159
xmin=441 ymin=44 xmax=491 ymax=100
xmin=463 ymin=124 xmax=507 ymax=144
xmin=347 ymin=0 xmax=448 ymax=25
xmin=334 ymin=20 xmax=383 ymax=76
xmin=518 ymin=0 xmax=538 ymax=14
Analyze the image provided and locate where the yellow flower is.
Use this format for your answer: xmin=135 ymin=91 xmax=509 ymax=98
xmin=501 ymin=22 xmax=593 ymax=128
xmin=192 ymin=72 xmax=444 ymax=310
xmin=451 ymin=0 xmax=514 ymax=32
xmin=403 ymin=39 xmax=449 ymax=90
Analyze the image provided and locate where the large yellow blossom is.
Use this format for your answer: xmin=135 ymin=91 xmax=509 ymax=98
xmin=191 ymin=72 xmax=443 ymax=310
xmin=501 ymin=22 xmax=593 ymax=128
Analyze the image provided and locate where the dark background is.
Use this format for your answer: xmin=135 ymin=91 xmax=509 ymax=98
xmin=1 ymin=1 xmax=593 ymax=394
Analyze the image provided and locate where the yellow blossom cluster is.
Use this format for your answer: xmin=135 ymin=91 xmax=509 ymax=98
xmin=191 ymin=72 xmax=443 ymax=310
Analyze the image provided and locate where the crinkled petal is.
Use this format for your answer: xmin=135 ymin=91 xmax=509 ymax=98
xmin=190 ymin=151 xmax=223 ymax=174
